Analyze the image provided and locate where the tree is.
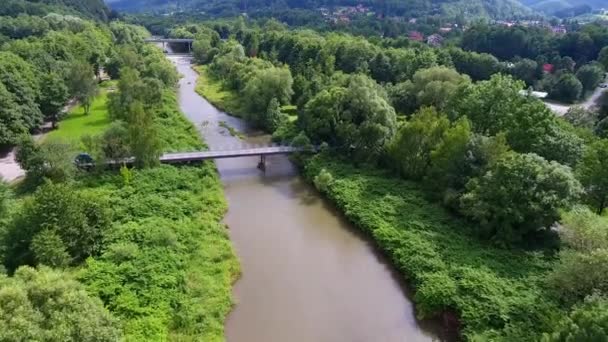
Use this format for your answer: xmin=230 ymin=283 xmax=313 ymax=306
xmin=127 ymin=101 xmax=160 ymax=169
xmin=411 ymin=66 xmax=470 ymax=111
xmin=69 ymin=61 xmax=97 ymax=115
xmin=193 ymin=37 xmax=213 ymax=64
xmin=0 ymin=51 xmax=42 ymax=131
xmin=242 ymin=66 xmax=294 ymax=126
xmin=549 ymin=248 xmax=608 ymax=304
xmin=564 ymin=106 xmax=598 ymax=130
xmin=301 ymin=74 xmax=396 ymax=160
xmin=548 ymin=206 xmax=608 ymax=304
xmin=3 ymin=182 xmax=110 ymax=270
xmin=427 ymin=117 xmax=473 ymax=194
xmin=387 ymin=80 xmax=416 ymax=115
xmin=264 ymin=97 xmax=284 ymax=132
xmin=0 ymin=180 xmax=9 ymax=219
xmin=387 ymin=107 xmax=450 ymax=180
xmin=39 ymin=72 xmax=68 ymax=128
xmin=576 ymin=139 xmax=608 ymax=214
xmin=576 ymin=63 xmax=604 ymax=93
xmin=0 ymin=266 xmax=120 ymax=341
xmin=543 ymin=295 xmax=608 ymax=341
xmin=510 ymin=58 xmax=539 ymax=85
xmin=0 ymin=82 xmax=27 ymax=147
xmin=16 ymin=137 xmax=76 ymax=184
xmin=450 ymin=74 xmax=584 ymax=166
xmin=599 ymin=46 xmax=608 ymax=71
xmin=550 ymin=73 xmax=583 ymax=104
xmin=30 ymin=229 xmax=70 ymax=268
xmin=460 ymin=152 xmax=582 ymax=244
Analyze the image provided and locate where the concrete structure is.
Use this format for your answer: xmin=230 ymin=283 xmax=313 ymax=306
xmin=99 ymin=145 xmax=316 ymax=171
xmin=144 ymin=38 xmax=194 ymax=53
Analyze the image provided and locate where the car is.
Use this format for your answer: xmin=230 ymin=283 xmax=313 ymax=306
xmin=74 ymin=153 xmax=95 ymax=170
xmin=600 ymin=83 xmax=608 ymax=88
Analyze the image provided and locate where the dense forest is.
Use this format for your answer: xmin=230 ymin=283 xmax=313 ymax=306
xmin=1 ymin=0 xmax=608 ymax=340
xmin=108 ymin=0 xmax=534 ymax=20
xmin=0 ymin=0 xmax=238 ymax=340
xmin=182 ymin=15 xmax=608 ymax=340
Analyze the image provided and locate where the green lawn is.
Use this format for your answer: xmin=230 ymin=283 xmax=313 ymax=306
xmin=194 ymin=65 xmax=245 ymax=117
xmin=45 ymin=89 xmax=111 ymax=144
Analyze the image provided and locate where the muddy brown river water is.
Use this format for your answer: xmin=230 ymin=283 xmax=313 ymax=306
xmin=170 ymin=55 xmax=442 ymax=342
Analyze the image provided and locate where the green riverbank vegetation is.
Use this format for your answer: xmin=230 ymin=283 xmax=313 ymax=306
xmin=0 ymin=10 xmax=239 ymax=341
xmin=181 ymin=19 xmax=608 ymax=340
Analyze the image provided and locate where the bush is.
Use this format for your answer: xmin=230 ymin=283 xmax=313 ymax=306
xmin=3 ymin=182 xmax=110 ymax=270
xmin=543 ymin=295 xmax=608 ymax=341
xmin=460 ymin=153 xmax=582 ymax=245
xmin=313 ymin=168 xmax=334 ymax=193
xmin=0 ymin=266 xmax=120 ymax=342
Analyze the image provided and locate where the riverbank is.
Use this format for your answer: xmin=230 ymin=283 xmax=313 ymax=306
xmin=302 ymin=154 xmax=563 ymax=340
xmin=25 ymin=77 xmax=241 ymax=340
xmin=185 ymin=58 xmax=443 ymax=341
xmin=78 ymin=87 xmax=239 ymax=341
xmin=193 ymin=65 xmax=245 ymax=118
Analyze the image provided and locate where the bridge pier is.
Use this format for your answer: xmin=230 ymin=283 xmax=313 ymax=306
xmin=257 ymin=155 xmax=266 ymax=171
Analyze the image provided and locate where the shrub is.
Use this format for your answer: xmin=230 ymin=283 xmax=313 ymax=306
xmin=0 ymin=266 xmax=120 ymax=342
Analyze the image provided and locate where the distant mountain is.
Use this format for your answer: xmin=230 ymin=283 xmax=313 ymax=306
xmin=0 ymin=0 xmax=110 ymax=20
xmin=520 ymin=0 xmax=606 ymax=16
xmin=105 ymin=0 xmax=533 ymax=19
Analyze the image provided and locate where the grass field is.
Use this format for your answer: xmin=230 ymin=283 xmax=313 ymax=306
xmin=193 ymin=65 xmax=245 ymax=117
xmin=45 ymin=88 xmax=111 ymax=144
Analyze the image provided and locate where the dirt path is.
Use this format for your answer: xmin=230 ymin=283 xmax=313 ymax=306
xmin=0 ymin=99 xmax=78 ymax=183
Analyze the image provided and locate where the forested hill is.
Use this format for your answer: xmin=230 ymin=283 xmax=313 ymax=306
xmin=105 ymin=0 xmax=532 ymax=19
xmin=521 ymin=0 xmax=606 ymax=16
xmin=1 ymin=0 xmax=110 ymax=21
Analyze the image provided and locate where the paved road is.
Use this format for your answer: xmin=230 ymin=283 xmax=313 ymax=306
xmin=545 ymin=83 xmax=607 ymax=116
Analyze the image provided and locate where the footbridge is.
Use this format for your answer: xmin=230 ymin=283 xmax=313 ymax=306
xmin=98 ymin=144 xmax=316 ymax=170
xmin=144 ymin=37 xmax=194 ymax=53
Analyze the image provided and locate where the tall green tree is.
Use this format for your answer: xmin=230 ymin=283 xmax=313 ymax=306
xmin=242 ymin=66 xmax=293 ymax=127
xmin=0 ymin=51 xmax=42 ymax=131
xmin=302 ymin=74 xmax=396 ymax=160
xmin=599 ymin=46 xmax=608 ymax=71
xmin=451 ymin=74 xmax=584 ymax=166
xmin=387 ymin=107 xmax=449 ymax=180
xmin=551 ymin=73 xmax=583 ymax=104
xmin=411 ymin=66 xmax=470 ymax=111
xmin=576 ymin=64 xmax=604 ymax=93
xmin=576 ymin=139 xmax=608 ymax=214
xmin=543 ymin=295 xmax=608 ymax=341
xmin=460 ymin=152 xmax=582 ymax=244
xmin=127 ymin=101 xmax=161 ymax=169
xmin=39 ymin=72 xmax=68 ymax=128
xmin=0 ymin=82 xmax=27 ymax=147
xmin=0 ymin=266 xmax=120 ymax=341
xmin=68 ymin=61 xmax=97 ymax=115
xmin=4 ymin=182 xmax=110 ymax=270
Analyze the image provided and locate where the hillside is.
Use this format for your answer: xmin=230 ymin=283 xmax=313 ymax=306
xmin=521 ymin=0 xmax=606 ymax=16
xmin=105 ymin=0 xmax=532 ymax=19
xmin=0 ymin=0 xmax=110 ymax=20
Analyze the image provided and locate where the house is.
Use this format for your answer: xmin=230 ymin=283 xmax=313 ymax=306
xmin=408 ymin=31 xmax=424 ymax=42
xmin=551 ymin=26 xmax=567 ymax=35
xmin=427 ymin=34 xmax=444 ymax=47
xmin=439 ymin=27 xmax=452 ymax=33
xmin=543 ymin=64 xmax=555 ymax=74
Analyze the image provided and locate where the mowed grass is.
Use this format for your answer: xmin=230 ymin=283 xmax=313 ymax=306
xmin=193 ymin=65 xmax=244 ymax=117
xmin=46 ymin=89 xmax=111 ymax=144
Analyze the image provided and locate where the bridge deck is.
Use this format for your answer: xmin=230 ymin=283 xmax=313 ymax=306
xmin=145 ymin=38 xmax=194 ymax=43
xmin=101 ymin=146 xmax=311 ymax=166
xmin=160 ymin=146 xmax=307 ymax=164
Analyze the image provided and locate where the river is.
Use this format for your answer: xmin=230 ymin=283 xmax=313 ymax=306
xmin=170 ymin=55 xmax=442 ymax=342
